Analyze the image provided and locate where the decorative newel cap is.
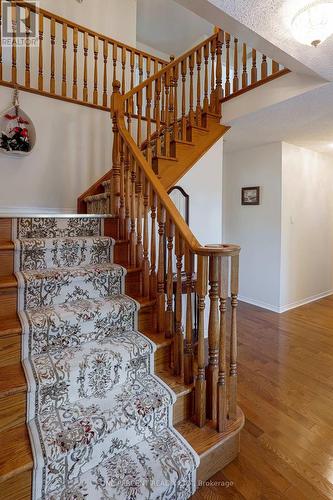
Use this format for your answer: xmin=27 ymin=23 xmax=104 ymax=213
xmin=112 ymin=80 xmax=121 ymax=93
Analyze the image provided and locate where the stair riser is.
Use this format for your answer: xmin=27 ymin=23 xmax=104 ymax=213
xmin=0 ymin=288 xmax=17 ymax=320
xmin=0 ymin=392 xmax=26 ymax=433
xmin=0 ymin=335 xmax=20 ymax=368
xmin=170 ymin=142 xmax=194 ymax=158
xmin=0 ymin=219 xmax=12 ymax=240
xmin=0 ymin=250 xmax=13 ymax=277
xmin=1 ymin=470 xmax=31 ymax=499
xmin=173 ymin=391 xmax=194 ymax=425
xmin=197 ymin=433 xmax=240 ymax=483
xmin=113 ymin=241 xmax=129 ymax=266
xmin=186 ymin=128 xmax=208 ymax=142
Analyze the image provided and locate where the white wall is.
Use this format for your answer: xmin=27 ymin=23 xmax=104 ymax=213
xmin=280 ymin=143 xmax=333 ymax=310
xmin=0 ymin=0 xmax=137 ymax=213
xmin=223 ymin=143 xmax=283 ymax=310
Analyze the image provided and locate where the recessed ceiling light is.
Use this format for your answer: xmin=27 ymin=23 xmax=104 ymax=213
xmin=291 ymin=1 xmax=333 ymax=47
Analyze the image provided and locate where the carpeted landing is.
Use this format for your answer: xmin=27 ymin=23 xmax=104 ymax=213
xmin=13 ymin=217 xmax=199 ymax=500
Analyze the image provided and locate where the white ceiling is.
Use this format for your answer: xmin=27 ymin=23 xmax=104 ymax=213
xmin=136 ymin=0 xmax=213 ymax=56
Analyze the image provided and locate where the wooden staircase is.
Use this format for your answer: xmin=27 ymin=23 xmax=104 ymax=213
xmin=0 ymin=217 xmax=243 ymax=499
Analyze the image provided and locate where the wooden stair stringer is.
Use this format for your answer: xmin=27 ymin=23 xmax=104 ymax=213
xmin=159 ymin=122 xmax=230 ymax=191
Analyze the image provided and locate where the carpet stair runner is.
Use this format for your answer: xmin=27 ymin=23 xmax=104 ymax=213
xmin=13 ymin=217 xmax=199 ymax=499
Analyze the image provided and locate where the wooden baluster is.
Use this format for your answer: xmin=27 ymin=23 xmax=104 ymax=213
xmin=112 ymin=43 xmax=117 ymax=83
xmin=0 ymin=1 xmax=2 ymax=82
xmin=102 ymin=40 xmax=108 ymax=106
xmin=164 ymin=69 xmax=171 ymax=156
xmin=196 ymin=48 xmax=202 ymax=126
xmin=229 ymin=253 xmax=239 ymax=420
xmin=161 ymin=74 xmax=165 ymax=122
xmin=210 ymin=37 xmax=216 ymax=109
xmin=233 ymin=37 xmax=239 ymax=93
xmin=130 ymin=50 xmax=135 ymax=89
xmin=72 ymin=28 xmax=78 ymax=99
xmin=166 ymin=219 xmax=175 ymax=340
xmin=261 ymin=54 xmax=267 ymax=80
xmin=139 ymin=53 xmax=143 ymax=84
xmin=150 ymin=190 xmax=157 ymax=299
xmin=142 ymin=177 xmax=150 ymax=298
xmin=124 ymin=145 xmax=131 ymax=239
xmin=130 ymin=155 xmax=137 ymax=267
xmin=189 ymin=54 xmax=195 ymax=125
xmin=154 ymin=59 xmax=158 ymax=76
xmin=119 ymin=137 xmax=125 ymax=238
xmin=93 ymin=36 xmax=99 ymax=104
xmin=173 ymin=62 xmax=179 ymax=139
xmin=11 ymin=3 xmax=17 ymax=84
xmin=111 ymin=81 xmax=121 ymax=216
xmin=137 ymin=89 xmax=142 ymax=148
xmin=157 ymin=204 xmax=166 ymax=333
xmin=272 ymin=60 xmax=279 ymax=74
xmin=83 ymin=32 xmax=88 ymax=102
xmin=203 ymin=43 xmax=209 ymax=113
xmin=38 ymin=13 xmax=44 ymax=91
xmin=174 ymin=231 xmax=184 ymax=376
xmin=242 ymin=43 xmax=248 ymax=88
xmin=215 ymin=30 xmax=223 ymax=115
xmin=62 ymin=24 xmax=67 ymax=97
xmin=251 ymin=49 xmax=257 ymax=84
xmin=146 ymin=56 xmax=151 ymax=79
xmin=146 ymin=81 xmax=152 ymax=165
xmin=155 ymin=77 xmax=162 ymax=156
xmin=225 ymin=33 xmax=231 ymax=97
xmin=181 ymin=59 xmax=187 ymax=141
xmin=24 ymin=6 xmax=31 ymax=87
xmin=136 ymin=168 xmax=143 ymax=269
xmin=168 ymin=56 xmax=175 ymax=132
xmin=207 ymin=255 xmax=220 ymax=421
xmin=217 ymin=256 xmax=229 ymax=432
xmin=50 ymin=18 xmax=56 ymax=94
xmin=121 ymin=46 xmax=126 ymax=94
xmin=184 ymin=247 xmax=194 ymax=385
xmin=195 ymin=255 xmax=208 ymax=427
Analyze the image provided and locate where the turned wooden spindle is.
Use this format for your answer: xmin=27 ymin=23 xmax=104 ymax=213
xmin=93 ymin=36 xmax=99 ymax=104
xmin=112 ymin=43 xmax=117 ymax=83
xmin=142 ymin=177 xmax=150 ymax=298
xmin=184 ymin=247 xmax=194 ymax=385
xmin=155 ymin=77 xmax=162 ymax=156
xmin=207 ymin=255 xmax=220 ymax=421
xmin=150 ymin=190 xmax=157 ymax=299
xmin=203 ymin=43 xmax=209 ymax=112
xmin=124 ymin=145 xmax=131 ymax=239
xmin=215 ymin=29 xmax=223 ymax=115
xmin=225 ymin=33 xmax=231 ymax=97
xmin=146 ymin=56 xmax=151 ymax=79
xmin=102 ymin=40 xmax=108 ymax=106
xmin=189 ymin=54 xmax=195 ymax=125
xmin=164 ymin=69 xmax=171 ymax=156
xmin=217 ymin=256 xmax=229 ymax=432
xmin=161 ymin=74 xmax=165 ymax=123
xmin=251 ymin=49 xmax=257 ymax=84
xmin=121 ymin=46 xmax=126 ymax=94
xmin=242 ymin=43 xmax=248 ymax=88
xmin=195 ymin=255 xmax=208 ymax=427
xmin=130 ymin=50 xmax=135 ymax=90
xmin=72 ymin=28 xmax=78 ymax=99
xmin=25 ymin=7 xmax=30 ymax=88
xmin=130 ymin=155 xmax=137 ymax=267
xmin=233 ymin=37 xmax=239 ymax=93
xmin=157 ymin=204 xmax=166 ymax=333
xmin=50 ymin=18 xmax=56 ymax=94
xmin=261 ymin=54 xmax=267 ymax=80
xmin=166 ymin=219 xmax=175 ymax=340
xmin=146 ymin=81 xmax=152 ymax=165
xmin=181 ymin=58 xmax=187 ymax=141
xmin=210 ymin=37 xmax=216 ymax=109
xmin=83 ymin=32 xmax=89 ymax=102
xmin=174 ymin=231 xmax=185 ymax=376
xmin=11 ymin=3 xmax=17 ymax=84
xmin=139 ymin=53 xmax=143 ymax=84
xmin=62 ymin=24 xmax=67 ymax=97
xmin=168 ymin=56 xmax=175 ymax=130
xmin=119 ymin=138 xmax=126 ymax=238
xmin=229 ymin=253 xmax=239 ymax=420
xmin=196 ymin=48 xmax=202 ymax=126
xmin=38 ymin=14 xmax=44 ymax=91
xmin=111 ymin=81 xmax=122 ymax=216
xmin=272 ymin=60 xmax=279 ymax=74
xmin=173 ymin=63 xmax=179 ymax=139
xmin=137 ymin=88 xmax=143 ymax=148
xmin=136 ymin=168 xmax=143 ymax=269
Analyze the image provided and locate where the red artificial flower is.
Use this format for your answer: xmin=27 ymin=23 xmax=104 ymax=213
xmin=5 ymin=114 xmax=18 ymax=120
xmin=20 ymin=128 xmax=28 ymax=137
xmin=18 ymin=116 xmax=29 ymax=125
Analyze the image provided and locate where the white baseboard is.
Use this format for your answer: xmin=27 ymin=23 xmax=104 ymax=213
xmin=239 ymin=290 xmax=333 ymax=314
xmin=0 ymin=206 xmax=76 ymax=215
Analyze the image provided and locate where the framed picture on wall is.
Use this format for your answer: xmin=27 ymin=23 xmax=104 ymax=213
xmin=241 ymin=186 xmax=260 ymax=205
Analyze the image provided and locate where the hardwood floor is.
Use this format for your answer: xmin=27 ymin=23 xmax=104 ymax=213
xmin=193 ymin=296 xmax=333 ymax=499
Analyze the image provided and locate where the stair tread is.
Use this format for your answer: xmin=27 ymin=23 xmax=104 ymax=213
xmin=0 ymin=240 xmax=13 ymax=250
xmin=158 ymin=369 xmax=194 ymax=397
xmin=153 ymin=155 xmax=178 ymax=162
xmin=188 ymin=123 xmax=209 ymax=132
xmin=171 ymin=139 xmax=195 ymax=146
xmin=0 ymin=362 xmax=26 ymax=398
xmin=0 ymin=316 xmax=21 ymax=336
xmin=0 ymin=275 xmax=17 ymax=289
xmin=0 ymin=424 xmax=33 ymax=481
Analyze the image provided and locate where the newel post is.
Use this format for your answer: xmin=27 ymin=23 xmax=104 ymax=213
xmin=111 ymin=80 xmax=123 ymax=216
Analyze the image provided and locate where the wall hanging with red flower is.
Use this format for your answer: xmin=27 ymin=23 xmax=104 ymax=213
xmin=0 ymin=88 xmax=36 ymax=156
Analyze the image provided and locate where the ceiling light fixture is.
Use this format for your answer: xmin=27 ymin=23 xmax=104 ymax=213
xmin=291 ymin=1 xmax=333 ymax=47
